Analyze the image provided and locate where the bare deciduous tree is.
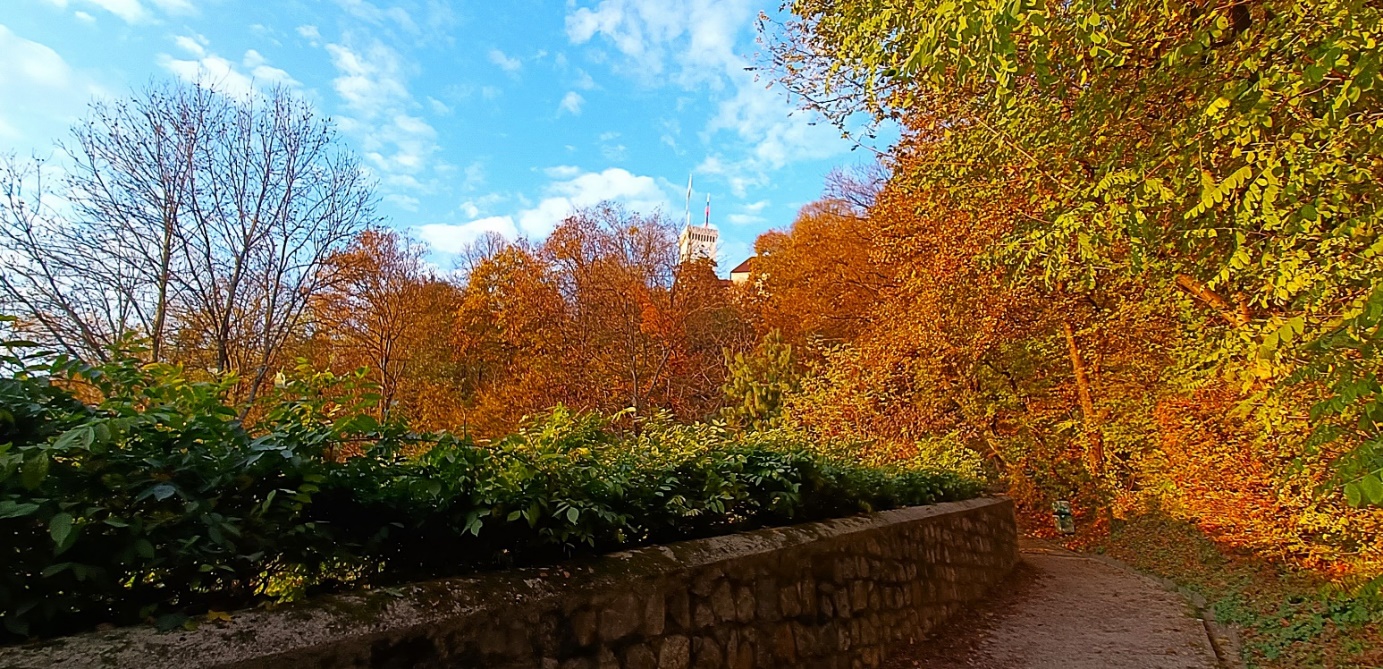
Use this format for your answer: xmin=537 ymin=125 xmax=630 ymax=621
xmin=0 ymin=158 xmax=135 ymax=360
xmin=453 ymin=230 xmax=512 ymax=280
xmin=0 ymin=81 xmax=378 ymax=400
xmin=823 ymin=162 xmax=888 ymax=218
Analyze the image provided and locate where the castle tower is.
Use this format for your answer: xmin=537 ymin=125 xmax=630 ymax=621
xmin=678 ymin=223 xmax=717 ymax=263
xmin=678 ymin=180 xmax=717 ymax=263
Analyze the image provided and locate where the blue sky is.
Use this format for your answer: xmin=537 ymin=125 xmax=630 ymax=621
xmin=1 ymin=0 xmax=888 ymax=272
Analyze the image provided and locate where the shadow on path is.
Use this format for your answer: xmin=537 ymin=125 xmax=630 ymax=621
xmin=886 ymin=540 xmax=1225 ymax=669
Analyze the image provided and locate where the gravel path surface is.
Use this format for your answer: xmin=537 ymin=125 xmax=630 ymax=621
xmin=887 ymin=540 xmax=1225 ymax=669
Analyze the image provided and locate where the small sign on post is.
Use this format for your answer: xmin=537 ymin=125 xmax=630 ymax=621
xmin=1052 ymin=500 xmax=1076 ymax=534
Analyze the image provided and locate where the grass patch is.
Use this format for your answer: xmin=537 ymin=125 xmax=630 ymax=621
xmin=1089 ymin=512 xmax=1383 ymax=668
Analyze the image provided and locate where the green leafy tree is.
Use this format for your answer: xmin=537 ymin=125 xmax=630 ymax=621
xmin=722 ymin=331 xmax=800 ymax=430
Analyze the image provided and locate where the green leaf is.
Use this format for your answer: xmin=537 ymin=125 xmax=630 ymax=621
xmin=463 ymin=514 xmax=483 ymax=536
xmin=0 ymin=501 xmax=41 ymax=519
xmin=40 ymin=562 xmax=72 ymax=578
xmin=21 ymin=453 xmax=49 ymax=490
xmin=138 ymin=483 xmax=177 ymax=502
xmin=52 ymin=426 xmax=94 ymax=451
xmin=49 ymin=512 xmax=74 ymax=545
xmin=3 ymin=614 xmax=29 ymax=637
xmin=1344 ymin=481 xmax=1362 ymax=507
xmin=1361 ymin=474 xmax=1383 ymax=505
xmin=565 ymin=506 xmax=580 ymax=524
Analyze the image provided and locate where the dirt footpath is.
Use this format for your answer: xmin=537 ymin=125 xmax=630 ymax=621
xmin=888 ymin=540 xmax=1227 ymax=669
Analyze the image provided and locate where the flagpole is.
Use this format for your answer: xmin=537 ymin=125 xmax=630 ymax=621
xmin=685 ymin=174 xmax=693 ymax=230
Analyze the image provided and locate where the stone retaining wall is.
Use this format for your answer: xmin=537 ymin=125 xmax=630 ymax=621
xmin=0 ymin=497 xmax=1017 ymax=669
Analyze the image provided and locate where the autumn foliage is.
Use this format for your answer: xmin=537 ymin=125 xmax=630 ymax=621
xmin=4 ymin=8 xmax=1383 ymax=655
xmin=744 ymin=130 xmax=1383 ymax=577
xmin=292 ymin=205 xmax=751 ymax=439
xmin=753 ymin=0 xmax=1383 ymax=580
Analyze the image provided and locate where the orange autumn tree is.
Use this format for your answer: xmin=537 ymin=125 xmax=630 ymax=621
xmin=304 ymin=229 xmax=466 ymax=430
xmin=453 ymin=240 xmax=569 ymax=436
xmin=453 ymin=204 xmax=750 ymax=437
xmin=749 ymin=182 xmax=890 ymax=346
xmin=664 ymin=259 xmax=755 ymax=417
xmin=776 ymin=132 xmax=1066 ymax=473
xmin=758 ymin=118 xmax=1189 ymax=526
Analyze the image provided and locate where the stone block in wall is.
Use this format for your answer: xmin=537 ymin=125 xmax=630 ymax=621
xmin=658 ymin=635 xmax=690 ymax=669
xmin=667 ymin=590 xmax=692 ymax=631
xmin=598 ymin=593 xmax=641 ymax=642
xmin=691 ymin=635 xmax=722 ymax=669
xmin=622 ymin=643 xmax=656 ymax=669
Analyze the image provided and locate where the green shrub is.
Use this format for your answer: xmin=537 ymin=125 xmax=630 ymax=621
xmin=0 ymin=341 xmax=981 ymax=642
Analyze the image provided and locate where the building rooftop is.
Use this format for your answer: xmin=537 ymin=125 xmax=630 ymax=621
xmin=729 ymin=257 xmax=755 ymax=275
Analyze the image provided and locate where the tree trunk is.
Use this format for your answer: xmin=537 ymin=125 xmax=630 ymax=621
xmin=1063 ymin=320 xmax=1104 ymax=477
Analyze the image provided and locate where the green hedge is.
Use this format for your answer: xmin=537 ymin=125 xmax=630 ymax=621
xmin=0 ymin=341 xmax=980 ymax=641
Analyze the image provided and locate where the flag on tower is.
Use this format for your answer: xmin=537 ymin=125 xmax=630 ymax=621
xmin=704 ymin=193 xmax=711 ymax=227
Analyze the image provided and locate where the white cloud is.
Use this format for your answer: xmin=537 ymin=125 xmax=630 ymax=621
xmin=601 ymin=143 xmax=627 ymax=161
xmin=0 ymin=24 xmax=105 ymax=152
xmin=544 ymin=165 xmax=583 ymax=179
xmin=422 ymin=167 xmax=673 ymax=254
xmin=324 ymin=39 xmax=440 ymax=184
xmin=695 ymin=153 xmax=765 ymax=197
xmin=326 ymin=40 xmax=410 ymax=112
xmin=386 ymin=193 xmax=421 ymax=211
xmin=45 ymin=0 xmax=194 ymax=23
xmin=564 ymin=0 xmax=849 ymax=192
xmin=558 ymin=91 xmax=584 ymax=116
xmin=427 ymin=96 xmax=451 ymax=115
xmin=458 ymin=192 xmax=506 ymax=219
xmin=148 ymin=0 xmax=194 ymax=13
xmin=461 ymin=161 xmax=486 ymax=191
xmin=417 ymin=216 xmax=519 ymax=253
xmin=488 ymin=48 xmax=522 ymax=74
xmin=0 ymin=116 xmax=20 ymax=140
xmin=335 ymin=0 xmax=419 ymax=34
xmin=706 ymin=79 xmax=841 ymax=168
xmin=0 ymin=24 xmax=73 ymax=89
xmin=296 ymin=24 xmax=321 ymax=45
xmin=566 ymin=0 xmax=745 ymax=85
xmin=521 ymin=167 xmax=670 ymax=236
xmin=159 ymin=39 xmax=299 ymax=98
xmin=173 ymin=33 xmax=206 ymax=57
